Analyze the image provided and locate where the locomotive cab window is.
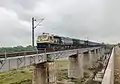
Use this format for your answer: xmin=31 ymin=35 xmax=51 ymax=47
xmin=42 ymin=35 xmax=48 ymax=39
xmin=49 ymin=36 xmax=54 ymax=41
xmin=37 ymin=35 xmax=49 ymax=41
xmin=49 ymin=36 xmax=53 ymax=40
xmin=41 ymin=35 xmax=48 ymax=39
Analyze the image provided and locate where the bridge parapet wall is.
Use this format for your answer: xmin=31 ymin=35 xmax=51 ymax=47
xmin=101 ymin=48 xmax=114 ymax=84
xmin=0 ymin=47 xmax=100 ymax=72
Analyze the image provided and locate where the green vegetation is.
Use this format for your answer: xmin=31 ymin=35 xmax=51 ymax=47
xmin=55 ymin=59 xmax=68 ymax=81
xmin=55 ymin=59 xmax=68 ymax=69
xmin=0 ymin=60 xmax=68 ymax=84
xmin=57 ymin=69 xmax=68 ymax=81
xmin=0 ymin=45 xmax=36 ymax=54
xmin=0 ymin=67 xmax=33 ymax=84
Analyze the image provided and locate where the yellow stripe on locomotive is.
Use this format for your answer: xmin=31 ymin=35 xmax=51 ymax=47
xmin=37 ymin=33 xmax=54 ymax=43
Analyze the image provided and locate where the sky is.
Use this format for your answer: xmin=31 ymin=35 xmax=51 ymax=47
xmin=0 ymin=0 xmax=119 ymax=47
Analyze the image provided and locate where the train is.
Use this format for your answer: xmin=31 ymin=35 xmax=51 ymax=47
xmin=36 ymin=33 xmax=103 ymax=50
xmin=0 ymin=33 xmax=104 ymax=58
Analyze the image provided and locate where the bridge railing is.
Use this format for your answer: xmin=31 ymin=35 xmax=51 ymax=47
xmin=102 ymin=47 xmax=114 ymax=84
xmin=0 ymin=47 xmax=100 ymax=72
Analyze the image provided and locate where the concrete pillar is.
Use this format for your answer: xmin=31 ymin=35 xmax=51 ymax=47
xmin=33 ymin=62 xmax=56 ymax=84
xmin=98 ymin=48 xmax=105 ymax=61
xmin=48 ymin=62 xmax=56 ymax=84
xmin=102 ymin=48 xmax=105 ymax=60
xmin=33 ymin=62 xmax=47 ymax=84
xmin=83 ymin=52 xmax=90 ymax=70
xmin=88 ymin=50 xmax=98 ymax=68
xmin=88 ymin=50 xmax=93 ymax=68
xmin=99 ymin=48 xmax=103 ymax=58
xmin=94 ymin=49 xmax=98 ymax=62
xmin=78 ymin=53 xmax=84 ymax=78
xmin=97 ymin=48 xmax=102 ymax=61
xmin=68 ymin=53 xmax=83 ymax=80
xmin=103 ymin=54 xmax=109 ymax=67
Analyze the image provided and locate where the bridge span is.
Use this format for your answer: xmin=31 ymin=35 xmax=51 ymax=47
xmin=0 ymin=46 xmax=113 ymax=84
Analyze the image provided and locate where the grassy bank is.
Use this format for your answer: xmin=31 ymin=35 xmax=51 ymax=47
xmin=0 ymin=66 xmax=33 ymax=84
xmin=0 ymin=60 xmax=68 ymax=84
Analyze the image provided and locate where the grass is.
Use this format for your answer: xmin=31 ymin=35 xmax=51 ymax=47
xmin=55 ymin=59 xmax=68 ymax=69
xmin=0 ymin=67 xmax=33 ymax=84
xmin=54 ymin=59 xmax=69 ymax=82
xmin=0 ymin=60 xmax=68 ymax=84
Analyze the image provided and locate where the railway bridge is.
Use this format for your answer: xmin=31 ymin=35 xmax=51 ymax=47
xmin=0 ymin=46 xmax=113 ymax=84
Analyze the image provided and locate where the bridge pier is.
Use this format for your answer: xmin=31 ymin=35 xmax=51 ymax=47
xmin=97 ymin=48 xmax=102 ymax=61
xmin=87 ymin=49 xmax=102 ymax=69
xmin=68 ymin=53 xmax=83 ymax=82
xmin=33 ymin=62 xmax=47 ymax=84
xmin=93 ymin=49 xmax=98 ymax=63
xmin=83 ymin=51 xmax=92 ymax=70
xmin=98 ymin=48 xmax=105 ymax=61
xmin=88 ymin=50 xmax=93 ymax=68
xmin=32 ymin=61 xmax=56 ymax=84
xmin=101 ymin=48 xmax=105 ymax=57
xmin=85 ymin=50 xmax=97 ymax=69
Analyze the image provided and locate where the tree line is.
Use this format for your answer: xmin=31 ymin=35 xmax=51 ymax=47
xmin=0 ymin=45 xmax=36 ymax=54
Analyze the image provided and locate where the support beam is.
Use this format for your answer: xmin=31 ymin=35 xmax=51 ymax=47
xmin=97 ymin=49 xmax=102 ymax=61
xmin=68 ymin=53 xmax=83 ymax=81
xmin=33 ymin=62 xmax=47 ymax=84
xmin=93 ymin=49 xmax=97 ymax=62
xmin=32 ymin=62 xmax=56 ymax=84
xmin=88 ymin=50 xmax=98 ymax=68
xmin=88 ymin=50 xmax=93 ymax=68
xmin=98 ymin=48 xmax=105 ymax=61
xmin=83 ymin=52 xmax=90 ymax=70
xmin=78 ymin=53 xmax=84 ymax=78
xmin=48 ymin=62 xmax=56 ymax=84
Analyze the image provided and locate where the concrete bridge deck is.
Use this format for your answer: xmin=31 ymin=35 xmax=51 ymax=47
xmin=0 ymin=47 xmax=101 ymax=73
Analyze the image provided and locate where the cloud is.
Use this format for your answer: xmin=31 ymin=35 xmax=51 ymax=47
xmin=0 ymin=0 xmax=120 ymax=47
xmin=0 ymin=7 xmax=31 ymax=47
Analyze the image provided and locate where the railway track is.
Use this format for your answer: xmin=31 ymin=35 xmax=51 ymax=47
xmin=0 ymin=51 xmax=38 ymax=58
xmin=0 ymin=48 xmax=80 ymax=58
xmin=0 ymin=48 xmax=48 ymax=58
xmin=0 ymin=46 xmax=105 ymax=58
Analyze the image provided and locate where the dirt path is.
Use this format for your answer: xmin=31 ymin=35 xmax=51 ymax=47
xmin=115 ymin=46 xmax=120 ymax=84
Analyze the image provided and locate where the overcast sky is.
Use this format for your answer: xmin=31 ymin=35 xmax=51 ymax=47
xmin=0 ymin=0 xmax=119 ymax=47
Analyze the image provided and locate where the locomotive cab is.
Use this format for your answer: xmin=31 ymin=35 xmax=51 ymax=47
xmin=37 ymin=33 xmax=54 ymax=49
xmin=37 ymin=33 xmax=54 ymax=43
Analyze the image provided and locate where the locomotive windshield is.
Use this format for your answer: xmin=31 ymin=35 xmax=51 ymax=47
xmin=38 ymin=35 xmax=48 ymax=40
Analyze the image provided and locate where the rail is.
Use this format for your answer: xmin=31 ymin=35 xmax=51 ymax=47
xmin=101 ymin=47 xmax=114 ymax=84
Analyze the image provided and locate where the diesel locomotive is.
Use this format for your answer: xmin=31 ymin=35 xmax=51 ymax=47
xmin=36 ymin=33 xmax=102 ymax=50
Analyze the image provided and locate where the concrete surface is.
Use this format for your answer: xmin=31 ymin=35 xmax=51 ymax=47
xmin=115 ymin=46 xmax=120 ymax=84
